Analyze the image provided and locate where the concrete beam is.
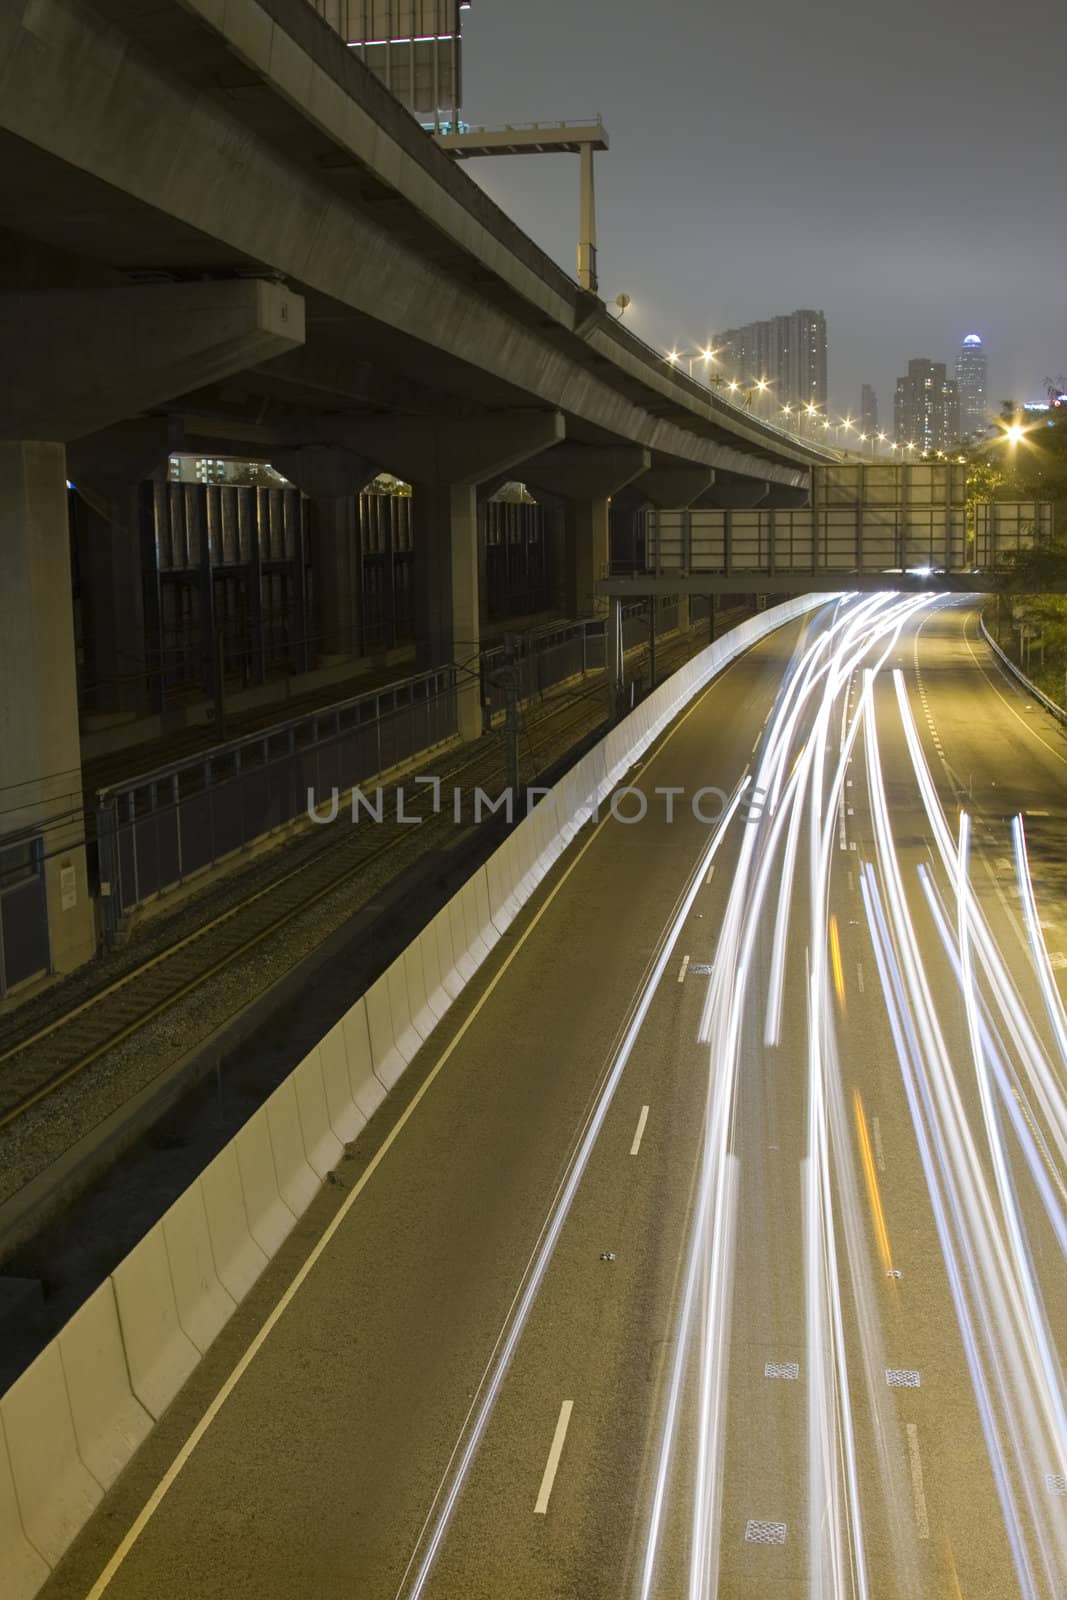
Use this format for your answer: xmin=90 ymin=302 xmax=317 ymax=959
xmin=761 ymin=484 xmax=811 ymax=509
xmin=628 ymin=464 xmax=716 ymax=510
xmin=322 ymin=411 xmax=566 ymax=488
xmin=0 ymin=281 xmax=304 ymax=442
xmin=272 ymin=446 xmax=379 ymax=500
xmin=695 ymin=472 xmax=771 ymax=509
xmin=522 ymin=444 xmax=651 ymax=503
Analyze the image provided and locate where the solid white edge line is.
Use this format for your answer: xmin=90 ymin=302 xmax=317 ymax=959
xmin=677 ymin=954 xmax=690 ymax=984
xmin=534 ymin=1400 xmax=574 ymax=1515
xmin=630 ymin=1105 xmax=650 ymax=1156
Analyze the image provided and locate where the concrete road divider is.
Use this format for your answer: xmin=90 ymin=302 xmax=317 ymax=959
xmin=318 ymin=1022 xmax=367 ymax=1144
xmin=385 ymin=957 xmax=422 ymax=1067
xmin=341 ymin=998 xmax=388 ymax=1121
xmin=0 ymin=1425 xmax=50 ymax=1600
xmin=234 ymin=1105 xmax=297 ymax=1258
xmin=160 ymin=1183 xmax=237 ymax=1355
xmin=403 ymin=940 xmax=435 ymax=1041
xmin=199 ymin=1145 xmax=270 ymax=1303
xmin=264 ymin=1078 xmax=320 ymax=1219
xmin=433 ymin=901 xmax=464 ymax=1000
xmin=292 ymin=1048 xmax=345 ymax=1179
xmin=417 ymin=919 xmax=451 ymax=1023
xmin=58 ymin=1281 xmax=153 ymax=1490
xmin=364 ymin=972 xmax=408 ymax=1090
xmin=446 ymin=888 xmax=478 ymax=984
xmin=111 ymin=1224 xmax=201 ymax=1420
xmin=0 ymin=1344 xmax=102 ymax=1568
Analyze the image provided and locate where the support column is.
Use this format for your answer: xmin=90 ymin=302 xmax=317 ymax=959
xmin=412 ymin=481 xmax=481 ymax=741
xmin=308 ymin=496 xmax=360 ymax=661
xmin=0 ymin=442 xmax=96 ymax=979
xmin=564 ymin=496 xmax=610 ymax=618
xmin=72 ymin=487 xmax=148 ymax=718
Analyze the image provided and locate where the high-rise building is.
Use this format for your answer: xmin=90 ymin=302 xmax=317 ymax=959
xmin=311 ymin=1 xmax=472 ymax=127
xmin=955 ymin=333 xmax=989 ymax=441
xmin=711 ymin=309 xmax=828 ymax=412
xmin=860 ymin=384 xmax=878 ymax=435
xmin=894 ymin=359 xmax=960 ymax=451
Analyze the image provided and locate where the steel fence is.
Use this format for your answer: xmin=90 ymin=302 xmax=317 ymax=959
xmin=95 ymin=665 xmax=457 ymax=930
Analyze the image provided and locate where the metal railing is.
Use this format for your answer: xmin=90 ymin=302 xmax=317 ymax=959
xmin=95 ymin=665 xmax=457 ymax=929
xmin=479 ymin=601 xmax=680 ymax=723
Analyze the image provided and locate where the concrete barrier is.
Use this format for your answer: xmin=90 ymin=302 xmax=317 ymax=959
xmin=318 ymin=1021 xmax=367 ymax=1144
xmin=447 ymin=888 xmax=478 ymax=984
xmin=364 ymin=972 xmax=408 ymax=1090
xmin=57 ymin=1281 xmax=153 ymax=1490
xmin=264 ymin=1078 xmax=320 ymax=1218
xmin=433 ymin=901 xmax=464 ymax=1000
xmin=417 ymin=919 xmax=451 ymax=1023
xmin=292 ymin=1048 xmax=344 ymax=1179
xmin=111 ymin=1224 xmax=201 ymax=1419
xmin=341 ymin=999 xmax=387 ymax=1120
xmin=403 ymin=940 xmax=435 ymax=1041
xmin=0 ymin=1344 xmax=102 ymax=1567
xmin=234 ymin=1105 xmax=297 ymax=1258
xmin=196 ymin=1144 xmax=270 ymax=1306
xmin=0 ymin=1425 xmax=49 ymax=1600
xmin=160 ymin=1182 xmax=237 ymax=1355
xmin=385 ymin=957 xmax=423 ymax=1066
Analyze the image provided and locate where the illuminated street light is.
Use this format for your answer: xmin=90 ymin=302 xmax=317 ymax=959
xmin=1004 ymin=423 xmax=1026 ymax=444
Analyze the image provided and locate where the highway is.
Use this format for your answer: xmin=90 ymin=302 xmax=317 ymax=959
xmin=41 ymin=597 xmax=1067 ymax=1600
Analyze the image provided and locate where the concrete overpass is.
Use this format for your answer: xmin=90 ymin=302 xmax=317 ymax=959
xmin=0 ymin=0 xmax=838 ymax=979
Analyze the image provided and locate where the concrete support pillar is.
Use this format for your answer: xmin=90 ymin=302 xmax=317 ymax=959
xmin=308 ymin=496 xmax=361 ymax=661
xmin=0 ymin=442 xmax=96 ymax=977
xmin=72 ymin=487 xmax=148 ymax=717
xmin=412 ymin=481 xmax=481 ymax=742
xmin=564 ymin=497 xmax=610 ymax=619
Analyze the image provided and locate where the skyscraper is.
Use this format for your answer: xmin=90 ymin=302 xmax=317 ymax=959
xmin=711 ymin=310 xmax=828 ymax=412
xmin=955 ymin=333 xmax=989 ymax=441
xmin=894 ymin=359 xmax=960 ymax=451
xmin=860 ymin=384 xmax=878 ymax=435
xmin=311 ymin=1 xmax=472 ymax=127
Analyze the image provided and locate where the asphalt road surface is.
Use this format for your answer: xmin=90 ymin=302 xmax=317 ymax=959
xmin=42 ymin=596 xmax=1067 ymax=1600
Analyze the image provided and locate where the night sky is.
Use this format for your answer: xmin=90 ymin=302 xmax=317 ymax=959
xmin=460 ymin=0 xmax=1066 ymax=422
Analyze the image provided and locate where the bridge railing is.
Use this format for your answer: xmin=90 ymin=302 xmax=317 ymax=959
xmin=94 ymin=665 xmax=457 ymax=931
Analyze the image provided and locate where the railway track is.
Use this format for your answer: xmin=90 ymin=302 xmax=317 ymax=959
xmin=0 ymin=623 xmax=712 ymax=1131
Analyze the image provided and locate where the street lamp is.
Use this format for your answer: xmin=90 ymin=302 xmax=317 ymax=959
xmin=666 ymin=345 xmax=717 ymax=380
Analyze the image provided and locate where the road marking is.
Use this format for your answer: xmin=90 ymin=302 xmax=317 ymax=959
xmin=677 ymin=953 xmax=690 ymax=983
xmin=856 ymin=960 xmax=865 ymax=994
xmin=705 ymin=861 xmax=716 ymax=885
xmin=630 ymin=1105 xmax=650 ymax=1156
xmin=75 ymin=629 xmax=776 ymax=1600
xmin=906 ymin=1423 xmax=930 ymax=1539
xmin=534 ymin=1401 xmax=574 ymax=1514
xmin=872 ymin=1115 xmax=886 ymax=1172
xmin=750 ymin=736 xmax=760 ymax=754
xmin=847 ymin=870 xmax=855 ymax=893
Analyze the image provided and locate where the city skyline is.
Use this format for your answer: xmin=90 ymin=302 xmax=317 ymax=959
xmin=455 ymin=0 xmax=1065 ymax=420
